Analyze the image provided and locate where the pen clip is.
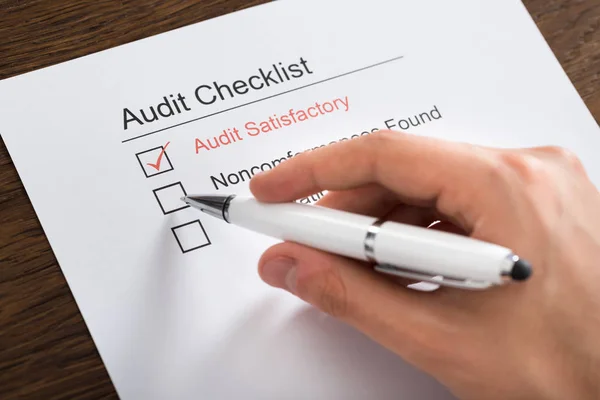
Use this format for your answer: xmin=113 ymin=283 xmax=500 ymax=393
xmin=374 ymin=264 xmax=493 ymax=290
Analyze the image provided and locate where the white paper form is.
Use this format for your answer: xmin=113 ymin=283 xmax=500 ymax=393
xmin=1 ymin=0 xmax=599 ymax=398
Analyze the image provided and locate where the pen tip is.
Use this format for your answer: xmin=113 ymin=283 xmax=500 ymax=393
xmin=511 ymin=258 xmax=532 ymax=281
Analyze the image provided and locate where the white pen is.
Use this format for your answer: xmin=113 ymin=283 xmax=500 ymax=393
xmin=181 ymin=195 xmax=532 ymax=290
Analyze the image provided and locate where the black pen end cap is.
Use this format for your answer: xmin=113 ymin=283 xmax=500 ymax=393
xmin=511 ymin=259 xmax=532 ymax=281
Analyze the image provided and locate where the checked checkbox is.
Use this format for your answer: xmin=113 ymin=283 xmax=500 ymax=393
xmin=153 ymin=182 xmax=189 ymax=215
xmin=172 ymin=220 xmax=211 ymax=253
xmin=136 ymin=141 xmax=173 ymax=178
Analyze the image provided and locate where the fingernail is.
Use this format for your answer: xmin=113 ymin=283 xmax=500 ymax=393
xmin=261 ymin=257 xmax=297 ymax=293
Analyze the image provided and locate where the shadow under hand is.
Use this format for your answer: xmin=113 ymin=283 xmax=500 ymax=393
xmin=194 ymin=299 xmax=455 ymax=400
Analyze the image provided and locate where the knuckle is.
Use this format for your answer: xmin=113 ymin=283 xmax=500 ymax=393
xmin=318 ymin=271 xmax=349 ymax=318
xmin=364 ymin=130 xmax=402 ymax=180
xmin=296 ymin=264 xmax=349 ymax=319
xmin=541 ymin=145 xmax=572 ymax=158
xmin=366 ymin=130 xmax=401 ymax=150
xmin=498 ymin=152 xmax=549 ymax=184
xmin=472 ymin=152 xmax=508 ymax=186
xmin=547 ymin=146 xmax=584 ymax=170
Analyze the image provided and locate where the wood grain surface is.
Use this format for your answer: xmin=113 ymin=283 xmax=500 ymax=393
xmin=0 ymin=1 xmax=599 ymax=399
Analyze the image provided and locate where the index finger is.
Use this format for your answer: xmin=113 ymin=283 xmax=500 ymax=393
xmin=250 ymin=130 xmax=492 ymax=208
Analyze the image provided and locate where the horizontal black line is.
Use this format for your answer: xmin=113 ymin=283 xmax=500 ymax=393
xmin=121 ymin=55 xmax=404 ymax=143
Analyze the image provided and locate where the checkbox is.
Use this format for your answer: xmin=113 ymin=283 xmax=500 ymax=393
xmin=153 ymin=182 xmax=189 ymax=215
xmin=172 ymin=220 xmax=211 ymax=253
xmin=136 ymin=143 xmax=173 ymax=178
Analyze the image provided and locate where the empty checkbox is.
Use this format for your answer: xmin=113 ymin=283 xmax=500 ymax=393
xmin=153 ymin=182 xmax=189 ymax=215
xmin=136 ymin=142 xmax=173 ymax=178
xmin=172 ymin=220 xmax=211 ymax=253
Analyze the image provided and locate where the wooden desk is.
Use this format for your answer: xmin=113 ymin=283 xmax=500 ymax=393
xmin=0 ymin=1 xmax=598 ymax=398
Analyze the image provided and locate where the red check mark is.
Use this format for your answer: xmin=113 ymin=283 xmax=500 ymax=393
xmin=147 ymin=141 xmax=170 ymax=171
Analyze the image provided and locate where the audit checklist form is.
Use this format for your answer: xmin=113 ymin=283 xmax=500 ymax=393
xmin=1 ymin=1 xmax=599 ymax=399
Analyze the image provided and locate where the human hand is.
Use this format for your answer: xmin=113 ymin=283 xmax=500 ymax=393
xmin=249 ymin=130 xmax=600 ymax=400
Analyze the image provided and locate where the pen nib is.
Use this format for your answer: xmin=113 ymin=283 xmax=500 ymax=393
xmin=180 ymin=195 xmax=235 ymax=222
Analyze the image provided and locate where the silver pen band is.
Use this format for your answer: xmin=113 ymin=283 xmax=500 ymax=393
xmin=364 ymin=219 xmax=384 ymax=262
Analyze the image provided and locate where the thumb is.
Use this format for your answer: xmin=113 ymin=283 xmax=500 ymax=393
xmin=258 ymin=242 xmax=454 ymax=368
